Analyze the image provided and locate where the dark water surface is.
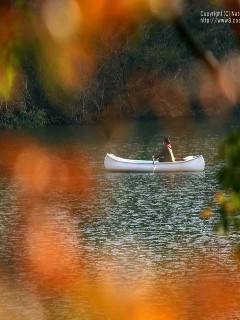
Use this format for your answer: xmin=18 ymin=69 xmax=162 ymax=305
xmin=0 ymin=118 xmax=240 ymax=319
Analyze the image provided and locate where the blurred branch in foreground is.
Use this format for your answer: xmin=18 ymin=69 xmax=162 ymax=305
xmin=173 ymin=17 xmax=220 ymax=72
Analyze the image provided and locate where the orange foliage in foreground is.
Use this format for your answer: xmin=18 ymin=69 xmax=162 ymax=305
xmin=0 ymin=133 xmax=90 ymax=196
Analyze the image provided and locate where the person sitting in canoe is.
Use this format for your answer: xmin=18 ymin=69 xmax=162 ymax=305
xmin=152 ymin=136 xmax=175 ymax=162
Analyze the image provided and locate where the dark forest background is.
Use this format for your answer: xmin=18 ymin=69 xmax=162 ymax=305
xmin=0 ymin=0 xmax=239 ymax=128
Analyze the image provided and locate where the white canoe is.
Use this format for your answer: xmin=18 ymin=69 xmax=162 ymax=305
xmin=104 ymin=153 xmax=205 ymax=172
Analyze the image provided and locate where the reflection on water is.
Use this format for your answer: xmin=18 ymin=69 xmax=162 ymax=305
xmin=0 ymin=118 xmax=240 ymax=319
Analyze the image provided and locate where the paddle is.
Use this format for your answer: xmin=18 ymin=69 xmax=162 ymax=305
xmin=152 ymin=156 xmax=156 ymax=172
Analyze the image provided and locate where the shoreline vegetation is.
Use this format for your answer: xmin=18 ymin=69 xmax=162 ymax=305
xmin=0 ymin=1 xmax=239 ymax=129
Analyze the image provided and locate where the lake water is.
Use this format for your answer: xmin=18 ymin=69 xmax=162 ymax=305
xmin=0 ymin=117 xmax=240 ymax=319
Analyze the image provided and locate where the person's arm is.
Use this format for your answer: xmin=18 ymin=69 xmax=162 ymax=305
xmin=153 ymin=147 xmax=165 ymax=160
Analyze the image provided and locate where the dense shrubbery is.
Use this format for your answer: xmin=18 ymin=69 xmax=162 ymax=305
xmin=0 ymin=107 xmax=48 ymax=129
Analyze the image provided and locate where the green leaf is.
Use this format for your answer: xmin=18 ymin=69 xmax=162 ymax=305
xmin=233 ymin=217 xmax=240 ymax=232
xmin=0 ymin=64 xmax=16 ymax=100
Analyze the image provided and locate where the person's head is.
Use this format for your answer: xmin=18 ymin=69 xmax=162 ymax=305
xmin=163 ymin=136 xmax=170 ymax=145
